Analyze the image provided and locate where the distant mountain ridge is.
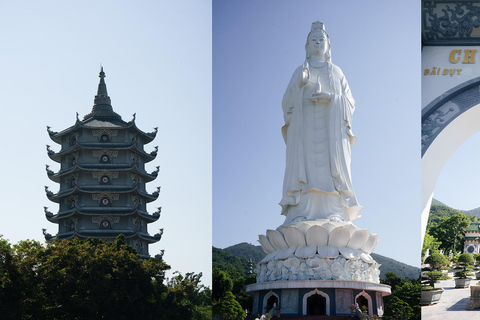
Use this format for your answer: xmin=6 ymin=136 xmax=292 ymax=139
xmin=221 ymin=242 xmax=420 ymax=280
xmin=432 ymin=198 xmax=480 ymax=219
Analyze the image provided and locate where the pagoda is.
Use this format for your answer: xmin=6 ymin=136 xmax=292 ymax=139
xmin=44 ymin=68 xmax=163 ymax=258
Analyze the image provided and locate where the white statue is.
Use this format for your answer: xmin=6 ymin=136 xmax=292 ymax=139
xmin=280 ymin=21 xmax=361 ymax=225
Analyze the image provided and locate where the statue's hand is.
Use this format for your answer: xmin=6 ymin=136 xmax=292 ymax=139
xmin=300 ymin=68 xmax=309 ymax=86
xmin=310 ymin=92 xmax=332 ymax=104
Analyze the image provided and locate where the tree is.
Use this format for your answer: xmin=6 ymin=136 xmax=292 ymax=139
xmin=213 ymin=291 xmax=245 ymax=320
xmin=0 ymin=236 xmax=212 ymax=320
xmin=429 ymin=213 xmax=473 ymax=253
xmin=422 ymin=253 xmax=448 ymax=289
xmin=213 ymin=268 xmax=233 ymax=302
xmin=422 ymin=232 xmax=441 ymax=261
xmin=161 ymin=272 xmax=212 ymax=320
xmin=382 ymin=273 xmax=420 ymax=320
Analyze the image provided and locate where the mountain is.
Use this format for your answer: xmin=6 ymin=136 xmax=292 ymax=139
xmin=432 ymin=198 xmax=480 ymax=219
xmin=221 ymin=242 xmax=420 ymax=280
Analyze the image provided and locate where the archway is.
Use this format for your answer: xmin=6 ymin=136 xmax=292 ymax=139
xmin=262 ymin=291 xmax=278 ymax=315
xmin=307 ymin=294 xmax=326 ymax=315
xmin=302 ymin=289 xmax=330 ymax=316
xmin=355 ymin=291 xmax=373 ymax=317
xmin=422 ymin=78 xmax=480 ymax=245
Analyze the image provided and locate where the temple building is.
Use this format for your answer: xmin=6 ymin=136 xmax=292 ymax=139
xmin=464 ymin=222 xmax=480 ymax=255
xmin=44 ymin=68 xmax=163 ymax=258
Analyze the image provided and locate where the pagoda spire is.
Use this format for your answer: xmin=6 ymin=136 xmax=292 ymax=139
xmin=94 ymin=66 xmax=111 ymax=106
xmin=84 ymin=67 xmax=121 ymax=120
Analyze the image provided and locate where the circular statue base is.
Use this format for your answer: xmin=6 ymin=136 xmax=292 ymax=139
xmin=246 ymin=280 xmax=390 ymax=317
xmin=249 ymin=219 xmax=390 ymax=317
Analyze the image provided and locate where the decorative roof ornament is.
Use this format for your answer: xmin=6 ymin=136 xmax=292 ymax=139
xmin=84 ymin=67 xmax=121 ymax=121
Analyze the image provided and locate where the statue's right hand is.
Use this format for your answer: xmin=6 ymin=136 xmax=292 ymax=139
xmin=300 ymin=68 xmax=309 ymax=86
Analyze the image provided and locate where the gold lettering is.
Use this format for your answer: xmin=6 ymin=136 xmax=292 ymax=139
xmin=457 ymin=69 xmax=462 ymax=75
xmin=462 ymin=49 xmax=477 ymax=63
xmin=449 ymin=49 xmax=461 ymax=63
xmin=430 ymin=67 xmax=437 ymax=75
xmin=443 ymin=69 xmax=449 ymax=75
xmin=450 ymin=69 xmax=455 ymax=76
xmin=424 ymin=69 xmax=430 ymax=75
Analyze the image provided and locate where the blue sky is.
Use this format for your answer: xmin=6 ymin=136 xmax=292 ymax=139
xmin=434 ymin=131 xmax=480 ymax=210
xmin=213 ymin=0 xmax=421 ymax=268
xmin=0 ymin=0 xmax=212 ymax=285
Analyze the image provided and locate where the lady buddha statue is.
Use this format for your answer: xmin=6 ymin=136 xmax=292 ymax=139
xmin=279 ymin=21 xmax=361 ymax=225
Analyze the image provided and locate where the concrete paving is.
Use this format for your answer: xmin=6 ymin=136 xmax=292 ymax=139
xmin=422 ymin=276 xmax=480 ymax=320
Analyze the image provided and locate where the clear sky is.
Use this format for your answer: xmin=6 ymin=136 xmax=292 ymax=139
xmin=434 ymin=131 xmax=480 ymax=211
xmin=213 ymin=0 xmax=421 ymax=268
xmin=0 ymin=1 xmax=212 ymax=285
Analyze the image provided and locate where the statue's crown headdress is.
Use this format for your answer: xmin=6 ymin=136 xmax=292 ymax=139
xmin=311 ymin=21 xmax=326 ymax=33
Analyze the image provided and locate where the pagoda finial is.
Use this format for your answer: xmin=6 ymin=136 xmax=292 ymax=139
xmin=96 ymin=67 xmax=108 ymax=97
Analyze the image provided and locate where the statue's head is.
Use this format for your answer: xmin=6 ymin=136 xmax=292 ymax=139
xmin=305 ymin=21 xmax=331 ymax=63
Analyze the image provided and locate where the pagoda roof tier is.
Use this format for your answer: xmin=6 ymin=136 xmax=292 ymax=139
xmin=47 ymin=119 xmax=157 ymax=145
xmin=45 ymin=206 xmax=161 ymax=223
xmin=46 ymin=162 xmax=159 ymax=183
xmin=45 ymin=184 xmax=160 ymax=203
xmin=47 ymin=140 xmax=157 ymax=163
xmin=464 ymin=236 xmax=480 ymax=241
xmin=52 ymin=230 xmax=162 ymax=244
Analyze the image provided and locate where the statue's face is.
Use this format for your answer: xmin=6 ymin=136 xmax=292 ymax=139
xmin=307 ymin=30 xmax=328 ymax=57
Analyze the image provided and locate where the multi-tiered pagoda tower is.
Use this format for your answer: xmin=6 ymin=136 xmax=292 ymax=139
xmin=44 ymin=68 xmax=163 ymax=258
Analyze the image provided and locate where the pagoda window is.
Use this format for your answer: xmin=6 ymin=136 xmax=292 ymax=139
xmin=100 ymin=197 xmax=112 ymax=207
xmin=68 ymin=220 xmax=75 ymax=231
xmin=100 ymin=175 xmax=111 ymax=185
xmin=100 ymin=219 xmax=112 ymax=229
xmin=100 ymin=134 xmax=110 ymax=143
xmin=70 ymin=157 xmax=76 ymax=167
xmin=70 ymin=178 xmax=76 ymax=188
xmin=70 ymin=199 xmax=75 ymax=208
xmin=100 ymin=154 xmax=111 ymax=163
xmin=70 ymin=136 xmax=77 ymax=147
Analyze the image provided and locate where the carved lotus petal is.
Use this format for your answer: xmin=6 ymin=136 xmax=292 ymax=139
xmin=360 ymin=252 xmax=374 ymax=263
xmin=284 ymin=226 xmax=306 ymax=247
xmin=297 ymin=222 xmax=313 ymax=235
xmin=344 ymin=223 xmax=359 ymax=235
xmin=322 ymin=222 xmax=337 ymax=234
xmin=317 ymin=245 xmax=339 ymax=258
xmin=259 ymin=234 xmax=276 ymax=254
xmin=328 ymin=227 xmax=350 ymax=247
xmin=361 ymin=234 xmax=378 ymax=254
xmin=266 ymin=229 xmax=288 ymax=250
xmin=261 ymin=251 xmax=278 ymax=263
xmin=295 ymin=246 xmax=317 ymax=258
xmin=306 ymin=225 xmax=328 ymax=247
xmin=276 ymin=247 xmax=296 ymax=260
xmin=347 ymin=230 xmax=368 ymax=250
xmin=339 ymin=246 xmax=360 ymax=260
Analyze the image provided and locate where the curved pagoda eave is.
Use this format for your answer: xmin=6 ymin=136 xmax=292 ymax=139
xmin=46 ymin=184 xmax=160 ymax=203
xmin=54 ymin=230 xmax=161 ymax=244
xmin=127 ymin=120 xmax=158 ymax=144
xmin=47 ymin=120 xmax=82 ymax=145
xmin=47 ymin=140 xmax=157 ymax=163
xmin=47 ymin=162 xmax=158 ymax=183
xmin=46 ymin=207 xmax=160 ymax=223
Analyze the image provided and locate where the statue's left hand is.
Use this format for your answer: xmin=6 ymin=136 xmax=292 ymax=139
xmin=310 ymin=92 xmax=332 ymax=104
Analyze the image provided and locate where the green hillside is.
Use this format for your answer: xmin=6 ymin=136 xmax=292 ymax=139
xmin=221 ymin=242 xmax=420 ymax=280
